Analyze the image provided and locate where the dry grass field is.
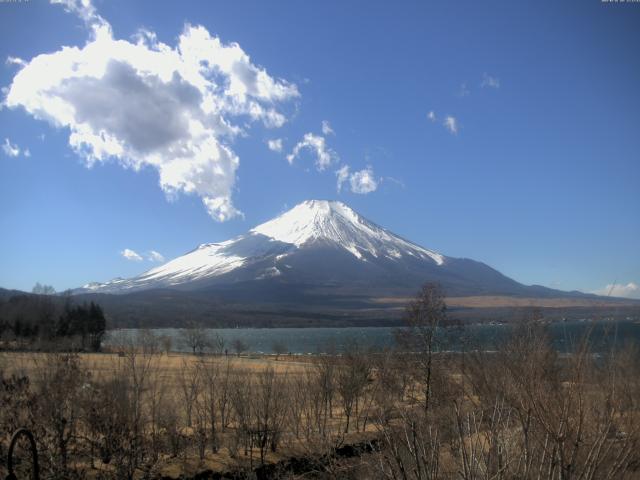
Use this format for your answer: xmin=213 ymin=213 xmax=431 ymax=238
xmin=2 ymin=351 xmax=314 ymax=379
xmin=1 ymin=349 xmax=382 ymax=479
xmin=3 ymin=333 xmax=640 ymax=479
xmin=374 ymin=295 xmax=640 ymax=308
xmin=2 ymin=288 xmax=640 ymax=479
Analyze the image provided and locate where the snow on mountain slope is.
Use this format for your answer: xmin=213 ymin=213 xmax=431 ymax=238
xmin=78 ymin=200 xmax=447 ymax=293
xmin=252 ymin=200 xmax=445 ymax=264
xmin=82 ymin=239 xmax=248 ymax=292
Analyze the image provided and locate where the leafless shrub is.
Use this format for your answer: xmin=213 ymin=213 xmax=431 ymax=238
xmin=229 ymin=367 xmax=252 ymax=460
xmin=337 ymin=340 xmax=371 ymax=434
xmin=0 ymin=372 xmax=33 ymax=473
xmin=232 ymin=338 xmax=249 ymax=357
xmin=272 ymin=341 xmax=288 ymax=360
xmin=156 ymin=398 xmax=184 ymax=459
xmin=179 ymin=323 xmax=214 ymax=355
xmin=177 ymin=358 xmax=201 ymax=429
xmin=196 ymin=357 xmax=221 ymax=453
xmin=31 ymin=353 xmax=89 ymax=478
xmin=251 ymin=367 xmax=289 ymax=464
xmin=396 ymin=283 xmax=448 ymax=413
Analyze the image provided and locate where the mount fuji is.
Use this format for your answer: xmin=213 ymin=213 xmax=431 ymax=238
xmin=78 ymin=200 xmax=576 ymax=301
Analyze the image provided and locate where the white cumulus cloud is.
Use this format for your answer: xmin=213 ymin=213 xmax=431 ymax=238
xmin=286 ymin=133 xmax=337 ymax=171
xmin=121 ymin=248 xmax=143 ymax=261
xmin=147 ymin=250 xmax=165 ymax=262
xmin=350 ymin=166 xmax=378 ymax=194
xmin=267 ymin=138 xmax=283 ymax=153
xmin=443 ymin=116 xmax=458 ymax=134
xmin=427 ymin=110 xmax=437 ymax=122
xmin=2 ymin=138 xmax=20 ymax=157
xmin=593 ymin=282 xmax=640 ymax=299
xmin=4 ymin=0 xmax=298 ymax=221
xmin=335 ymin=164 xmax=378 ymax=194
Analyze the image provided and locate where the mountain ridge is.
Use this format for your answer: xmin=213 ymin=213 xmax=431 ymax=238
xmin=76 ymin=200 xmax=596 ymax=301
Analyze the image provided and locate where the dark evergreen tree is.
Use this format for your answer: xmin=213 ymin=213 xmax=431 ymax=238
xmin=0 ymin=294 xmax=107 ymax=351
xmin=87 ymin=302 xmax=106 ymax=352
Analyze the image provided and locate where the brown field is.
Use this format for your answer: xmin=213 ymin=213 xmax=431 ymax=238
xmin=1 ymin=349 xmax=381 ymax=479
xmin=2 ymin=313 xmax=640 ymax=479
xmin=2 ymin=351 xmax=313 ymax=379
xmin=373 ymin=294 xmax=640 ymax=308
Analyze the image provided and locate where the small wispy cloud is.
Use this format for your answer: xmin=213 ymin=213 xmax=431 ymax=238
xmin=593 ymin=282 xmax=640 ymax=299
xmin=287 ymin=133 xmax=337 ymax=171
xmin=383 ymin=176 xmax=406 ymax=189
xmin=147 ymin=250 xmax=165 ymax=262
xmin=322 ymin=120 xmax=334 ymax=136
xmin=336 ymin=165 xmax=350 ymax=193
xmin=428 ymin=111 xmax=460 ymax=135
xmin=2 ymin=138 xmax=21 ymax=157
xmin=443 ymin=116 xmax=459 ymax=134
xmin=481 ymin=72 xmax=500 ymax=89
xmin=350 ymin=166 xmax=378 ymax=194
xmin=335 ymin=165 xmax=379 ymax=194
xmin=121 ymin=248 xmax=143 ymax=262
xmin=6 ymin=56 xmax=26 ymax=68
xmin=267 ymin=138 xmax=283 ymax=153
xmin=456 ymin=83 xmax=470 ymax=97
xmin=50 ymin=0 xmax=110 ymax=33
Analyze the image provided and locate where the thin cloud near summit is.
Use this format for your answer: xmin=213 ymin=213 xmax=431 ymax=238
xmin=121 ymin=249 xmax=143 ymax=262
xmin=336 ymin=165 xmax=379 ymax=194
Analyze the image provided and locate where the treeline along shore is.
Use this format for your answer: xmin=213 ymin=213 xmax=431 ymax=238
xmin=0 ymin=288 xmax=106 ymax=352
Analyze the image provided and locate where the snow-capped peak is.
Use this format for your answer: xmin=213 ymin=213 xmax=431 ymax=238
xmin=251 ymin=200 xmax=445 ymax=264
xmin=77 ymin=200 xmax=445 ymax=294
xmin=251 ymin=200 xmax=363 ymax=246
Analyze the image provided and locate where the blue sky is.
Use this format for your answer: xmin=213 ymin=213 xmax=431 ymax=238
xmin=0 ymin=0 xmax=638 ymax=297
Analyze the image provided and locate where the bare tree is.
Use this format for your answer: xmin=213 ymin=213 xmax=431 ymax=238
xmin=211 ymin=333 xmax=225 ymax=355
xmin=232 ymin=338 xmax=249 ymax=357
xmin=217 ymin=357 xmax=234 ymax=431
xmin=397 ymin=282 xmax=447 ymax=413
xmin=32 ymin=354 xmax=89 ymax=477
xmin=179 ymin=322 xmax=212 ymax=355
xmin=229 ymin=368 xmax=252 ymax=459
xmin=251 ymin=367 xmax=288 ymax=464
xmin=32 ymin=282 xmax=56 ymax=295
xmin=315 ymin=354 xmax=336 ymax=425
xmin=177 ymin=358 xmax=201 ymax=428
xmin=286 ymin=373 xmax=307 ymax=440
xmin=158 ymin=334 xmax=173 ymax=356
xmin=197 ymin=357 xmax=222 ymax=453
xmin=336 ymin=341 xmax=371 ymax=433
xmin=118 ymin=335 xmax=161 ymax=479
xmin=272 ymin=341 xmax=288 ymax=361
xmin=136 ymin=328 xmax=159 ymax=355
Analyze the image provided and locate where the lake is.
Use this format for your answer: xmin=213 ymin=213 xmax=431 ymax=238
xmin=105 ymin=319 xmax=640 ymax=354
